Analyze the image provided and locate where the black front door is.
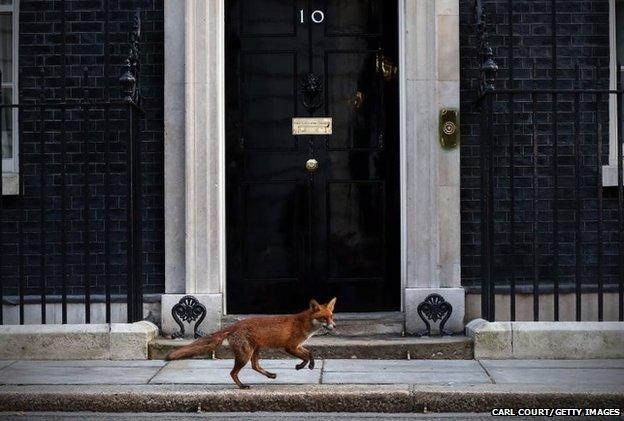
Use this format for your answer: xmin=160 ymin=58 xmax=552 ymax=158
xmin=226 ymin=0 xmax=400 ymax=313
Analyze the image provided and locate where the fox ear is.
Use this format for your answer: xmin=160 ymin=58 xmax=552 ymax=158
xmin=326 ymin=297 xmax=337 ymax=312
xmin=309 ymin=299 xmax=321 ymax=311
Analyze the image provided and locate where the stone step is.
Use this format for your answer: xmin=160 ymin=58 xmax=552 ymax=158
xmin=148 ymin=334 xmax=473 ymax=360
xmin=222 ymin=312 xmax=405 ymax=337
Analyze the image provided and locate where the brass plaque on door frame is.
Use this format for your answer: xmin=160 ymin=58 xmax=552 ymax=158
xmin=292 ymin=117 xmax=332 ymax=135
xmin=439 ymin=108 xmax=459 ymax=149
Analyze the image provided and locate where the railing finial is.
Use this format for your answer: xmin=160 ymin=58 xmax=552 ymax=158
xmin=474 ymin=0 xmax=498 ymax=95
xmin=119 ymin=11 xmax=141 ymax=104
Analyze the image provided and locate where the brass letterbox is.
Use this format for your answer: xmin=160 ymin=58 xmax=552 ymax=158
xmin=292 ymin=117 xmax=332 ymax=135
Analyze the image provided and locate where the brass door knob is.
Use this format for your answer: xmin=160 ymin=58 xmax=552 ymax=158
xmin=305 ymin=158 xmax=319 ymax=172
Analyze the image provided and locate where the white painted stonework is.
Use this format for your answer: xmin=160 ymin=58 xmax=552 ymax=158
xmin=0 ymin=321 xmax=158 ymax=360
xmin=163 ymin=0 xmax=225 ymax=335
xmin=163 ymin=0 xmax=463 ymax=335
xmin=161 ymin=293 xmax=222 ymax=338
xmin=467 ymin=319 xmax=624 ymax=359
xmin=402 ymin=0 xmax=462 ymax=333
xmin=405 ymin=288 xmax=464 ymax=335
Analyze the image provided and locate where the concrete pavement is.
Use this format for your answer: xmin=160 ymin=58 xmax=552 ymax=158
xmin=1 ymin=358 xmax=623 ymax=386
xmin=0 ymin=359 xmax=622 ymax=412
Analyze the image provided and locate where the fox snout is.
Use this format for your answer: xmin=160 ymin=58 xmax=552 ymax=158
xmin=322 ymin=321 xmax=336 ymax=330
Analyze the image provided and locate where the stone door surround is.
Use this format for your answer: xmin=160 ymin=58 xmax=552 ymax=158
xmin=162 ymin=0 xmax=462 ymax=335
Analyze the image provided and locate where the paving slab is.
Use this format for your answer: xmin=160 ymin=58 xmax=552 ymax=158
xmin=150 ymin=360 xmax=320 ymax=385
xmin=479 ymin=359 xmax=624 ymax=386
xmin=0 ymin=361 xmax=163 ymax=385
xmin=0 ymin=361 xmax=14 ymax=371
xmin=163 ymin=359 xmax=302 ymax=370
xmin=323 ymin=359 xmax=483 ymax=372
xmin=322 ymin=370 xmax=491 ymax=385
xmin=486 ymin=367 xmax=624 ymax=386
xmin=479 ymin=359 xmax=624 ymax=369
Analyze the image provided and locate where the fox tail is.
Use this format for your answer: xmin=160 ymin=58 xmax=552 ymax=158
xmin=165 ymin=328 xmax=231 ymax=360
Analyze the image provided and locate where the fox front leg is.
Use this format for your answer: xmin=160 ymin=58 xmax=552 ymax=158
xmin=304 ymin=347 xmax=315 ymax=370
xmin=286 ymin=346 xmax=314 ymax=370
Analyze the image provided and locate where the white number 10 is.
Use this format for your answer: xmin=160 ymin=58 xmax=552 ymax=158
xmin=300 ymin=9 xmax=325 ymax=24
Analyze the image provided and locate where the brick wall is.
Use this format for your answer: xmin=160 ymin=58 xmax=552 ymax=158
xmin=459 ymin=0 xmax=620 ymax=292
xmin=0 ymin=0 xmax=164 ymax=298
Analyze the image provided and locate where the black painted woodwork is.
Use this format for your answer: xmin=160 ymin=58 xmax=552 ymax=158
xmin=225 ymin=0 xmax=400 ymax=313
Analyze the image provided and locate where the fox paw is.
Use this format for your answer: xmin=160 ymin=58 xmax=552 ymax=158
xmin=267 ymin=372 xmax=277 ymax=379
xmin=295 ymin=362 xmax=306 ymax=370
xmin=308 ymin=360 xmax=315 ymax=370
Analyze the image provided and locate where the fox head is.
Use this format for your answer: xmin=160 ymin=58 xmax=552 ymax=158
xmin=309 ymin=298 xmax=337 ymax=330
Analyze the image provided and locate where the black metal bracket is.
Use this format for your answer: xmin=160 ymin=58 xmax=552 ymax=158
xmin=171 ymin=295 xmax=207 ymax=339
xmin=417 ymin=293 xmax=453 ymax=337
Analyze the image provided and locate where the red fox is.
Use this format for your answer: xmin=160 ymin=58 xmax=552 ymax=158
xmin=165 ymin=297 xmax=337 ymax=389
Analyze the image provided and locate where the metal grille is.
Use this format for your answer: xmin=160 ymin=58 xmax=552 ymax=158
xmin=0 ymin=8 xmax=143 ymax=324
xmin=474 ymin=0 xmax=624 ymax=321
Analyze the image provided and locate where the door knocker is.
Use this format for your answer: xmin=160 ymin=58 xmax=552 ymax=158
xmin=301 ymin=73 xmax=323 ymax=112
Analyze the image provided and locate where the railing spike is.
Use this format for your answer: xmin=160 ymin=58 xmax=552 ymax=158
xmin=119 ymin=11 xmax=141 ymax=104
xmin=474 ymin=0 xmax=498 ymax=96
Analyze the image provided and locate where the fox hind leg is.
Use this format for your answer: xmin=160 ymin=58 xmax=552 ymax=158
xmin=251 ymin=348 xmax=276 ymax=379
xmin=229 ymin=332 xmax=253 ymax=389
xmin=231 ymin=357 xmax=250 ymax=389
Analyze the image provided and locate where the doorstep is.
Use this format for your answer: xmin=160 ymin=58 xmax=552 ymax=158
xmin=222 ymin=312 xmax=405 ymax=337
xmin=149 ymin=334 xmax=474 ymax=360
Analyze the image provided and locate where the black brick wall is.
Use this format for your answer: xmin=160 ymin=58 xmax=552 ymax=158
xmin=460 ymin=0 xmax=620 ymax=292
xmin=0 ymin=0 xmax=164 ymax=298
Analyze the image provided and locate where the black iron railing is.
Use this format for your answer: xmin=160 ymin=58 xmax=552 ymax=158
xmin=474 ymin=0 xmax=624 ymax=321
xmin=0 ymin=13 xmax=143 ymax=324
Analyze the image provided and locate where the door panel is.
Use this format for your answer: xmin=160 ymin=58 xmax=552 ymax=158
xmin=327 ymin=181 xmax=385 ymax=279
xmin=240 ymin=0 xmax=297 ymax=36
xmin=326 ymin=51 xmax=382 ymax=149
xmin=324 ymin=0 xmax=382 ymax=36
xmin=226 ymin=0 xmax=399 ymax=313
xmin=241 ymin=52 xmax=298 ymax=150
xmin=242 ymin=182 xmax=300 ymax=280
